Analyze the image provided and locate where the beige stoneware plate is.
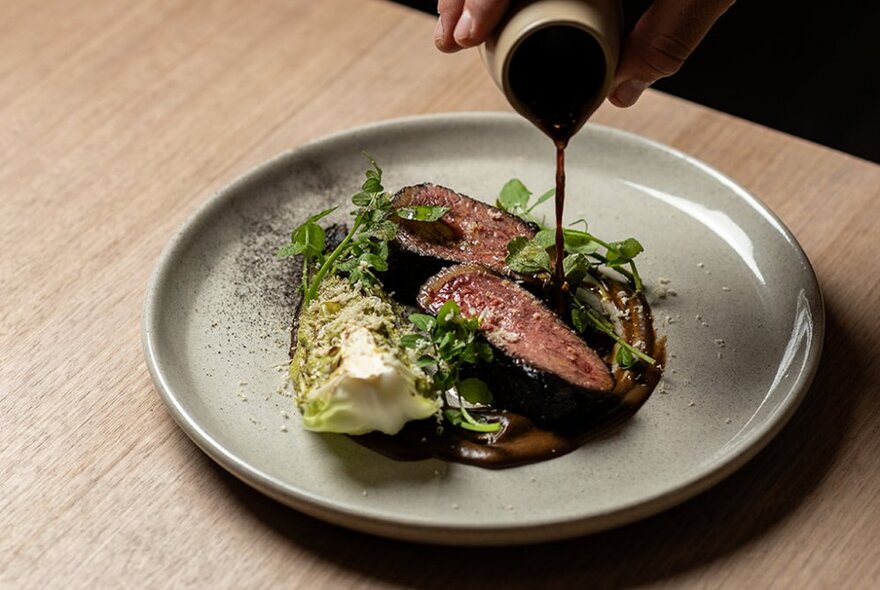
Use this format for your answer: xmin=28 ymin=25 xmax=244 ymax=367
xmin=142 ymin=113 xmax=823 ymax=545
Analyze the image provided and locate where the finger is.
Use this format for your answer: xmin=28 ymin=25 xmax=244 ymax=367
xmin=435 ymin=0 xmax=466 ymax=53
xmin=452 ymin=0 xmax=510 ymax=48
xmin=610 ymin=0 xmax=736 ymax=107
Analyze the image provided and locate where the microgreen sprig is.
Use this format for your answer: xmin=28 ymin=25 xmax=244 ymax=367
xmin=571 ymin=298 xmax=656 ymax=367
xmin=496 ymin=178 xmax=555 ymax=222
xmin=563 ymin=220 xmax=644 ymax=292
xmin=276 ymin=154 xmax=448 ymax=305
xmin=402 ymin=301 xmax=500 ymax=433
xmin=496 ymin=179 xmax=645 ymax=292
xmin=497 ymin=178 xmax=651 ymax=366
xmin=275 ymin=207 xmax=337 ymax=298
xmin=506 ymin=234 xmax=553 ymax=275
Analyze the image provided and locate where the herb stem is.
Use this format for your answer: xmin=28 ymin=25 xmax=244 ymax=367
xmin=586 ymin=251 xmax=638 ymax=289
xmin=629 ymin=261 xmax=643 ymax=292
xmin=458 ymin=397 xmax=501 ymax=433
xmin=580 ymin=232 xmax=612 ymax=251
xmin=306 ymin=215 xmax=364 ymax=304
xmin=562 ymin=226 xmax=643 ymax=292
xmin=572 ymin=297 xmax=656 ymax=366
xmin=585 ymin=306 xmax=656 ymax=365
xmin=301 ymin=266 xmax=310 ymax=301
xmin=579 ymin=234 xmax=643 ymax=292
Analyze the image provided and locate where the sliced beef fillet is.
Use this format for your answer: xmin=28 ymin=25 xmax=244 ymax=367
xmin=418 ymin=264 xmax=616 ymax=428
xmin=390 ymin=183 xmax=537 ymax=282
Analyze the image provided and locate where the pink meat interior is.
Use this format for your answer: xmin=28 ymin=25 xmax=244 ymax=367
xmin=422 ymin=268 xmax=613 ymax=392
xmin=396 ymin=185 xmax=534 ymax=272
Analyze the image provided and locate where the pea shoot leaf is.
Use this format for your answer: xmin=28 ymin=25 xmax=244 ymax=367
xmin=365 ymin=220 xmax=397 ymax=242
xmin=605 ymin=238 xmax=644 ymax=267
xmin=361 ymin=176 xmax=383 ymax=194
xmin=533 ymin=229 xmax=557 ymax=249
xmin=563 ymin=253 xmax=590 ymax=286
xmin=395 ymin=205 xmax=449 ymax=222
xmin=458 ymin=378 xmax=493 ymax=405
xmin=399 ymin=333 xmax=430 ymax=349
xmin=571 ymin=305 xmax=588 ymax=334
xmin=497 ymin=178 xmax=531 ymax=214
xmin=506 ymin=236 xmax=552 ymax=274
xmin=351 ymin=192 xmax=372 ymax=207
xmin=616 ymin=346 xmax=637 ymax=369
xmin=408 ymin=313 xmax=436 ymax=333
xmin=497 ymin=180 xmax=555 ymax=217
xmin=405 ymin=302 xmax=499 ymax=432
xmin=562 ymin=228 xmax=601 ymax=254
xmin=276 ymin=207 xmax=336 ymax=259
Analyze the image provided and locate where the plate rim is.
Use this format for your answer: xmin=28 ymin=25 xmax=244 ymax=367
xmin=142 ymin=111 xmax=824 ymax=545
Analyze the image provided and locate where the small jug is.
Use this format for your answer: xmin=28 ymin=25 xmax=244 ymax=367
xmin=479 ymin=0 xmax=622 ymax=144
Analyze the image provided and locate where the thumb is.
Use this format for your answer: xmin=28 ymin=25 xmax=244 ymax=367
xmin=610 ymin=0 xmax=735 ymax=107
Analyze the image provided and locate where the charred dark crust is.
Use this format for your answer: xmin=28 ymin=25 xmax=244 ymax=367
xmin=470 ymin=351 xmax=621 ymax=429
xmin=418 ymin=263 xmax=617 ymax=428
xmin=323 ymin=222 xmax=349 ymax=253
xmin=382 ymin=245 xmax=449 ymax=303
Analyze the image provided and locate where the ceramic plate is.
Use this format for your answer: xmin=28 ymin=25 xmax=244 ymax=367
xmin=142 ymin=113 xmax=823 ymax=545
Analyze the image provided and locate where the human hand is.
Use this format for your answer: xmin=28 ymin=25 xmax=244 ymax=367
xmin=434 ymin=0 xmax=736 ymax=108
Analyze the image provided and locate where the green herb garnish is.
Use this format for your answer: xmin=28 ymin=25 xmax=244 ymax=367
xmin=506 ymin=235 xmax=552 ymax=275
xmin=394 ymin=205 xmax=449 ymax=222
xmin=501 ymin=218 xmax=644 ymax=293
xmin=276 ymin=154 xmax=448 ymax=305
xmin=571 ymin=299 xmax=656 ymax=367
xmin=403 ymin=301 xmax=500 ymax=433
xmin=496 ymin=178 xmax=555 ymax=220
xmin=278 ymin=156 xmax=496 ymax=434
xmin=443 ymin=406 xmax=500 ymax=433
xmin=275 ymin=207 xmax=338 ymax=298
xmin=497 ymin=179 xmax=652 ymax=366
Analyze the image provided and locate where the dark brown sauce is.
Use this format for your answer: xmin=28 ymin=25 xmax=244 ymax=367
xmin=355 ymin=278 xmax=665 ymax=469
xmin=553 ymin=143 xmax=566 ymax=311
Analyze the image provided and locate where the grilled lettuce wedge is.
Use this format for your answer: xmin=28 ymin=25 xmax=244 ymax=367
xmin=290 ymin=275 xmax=439 ymax=435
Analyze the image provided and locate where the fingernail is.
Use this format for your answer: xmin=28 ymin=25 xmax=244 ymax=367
xmin=433 ymin=17 xmax=444 ymax=44
xmin=453 ymin=8 xmax=473 ymax=45
xmin=611 ymin=80 xmax=651 ymax=108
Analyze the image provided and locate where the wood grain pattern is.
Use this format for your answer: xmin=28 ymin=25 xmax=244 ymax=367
xmin=2 ymin=0 xmax=879 ymax=587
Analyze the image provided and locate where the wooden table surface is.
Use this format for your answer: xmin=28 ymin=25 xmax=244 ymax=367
xmin=3 ymin=0 xmax=879 ymax=587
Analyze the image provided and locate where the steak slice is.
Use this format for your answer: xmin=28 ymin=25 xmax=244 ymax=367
xmin=418 ymin=264 xmax=616 ymax=428
xmin=392 ymin=184 xmax=537 ymax=278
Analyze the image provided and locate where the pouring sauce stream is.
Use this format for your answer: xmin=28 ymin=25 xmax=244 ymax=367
xmin=507 ymin=24 xmax=607 ymax=300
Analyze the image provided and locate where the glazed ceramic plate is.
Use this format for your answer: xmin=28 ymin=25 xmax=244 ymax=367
xmin=142 ymin=113 xmax=823 ymax=545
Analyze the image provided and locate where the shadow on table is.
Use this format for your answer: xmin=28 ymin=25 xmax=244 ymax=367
xmin=210 ymin=299 xmax=859 ymax=588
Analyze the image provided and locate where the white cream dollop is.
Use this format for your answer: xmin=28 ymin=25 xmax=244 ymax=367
xmin=300 ymin=328 xmax=440 ymax=435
